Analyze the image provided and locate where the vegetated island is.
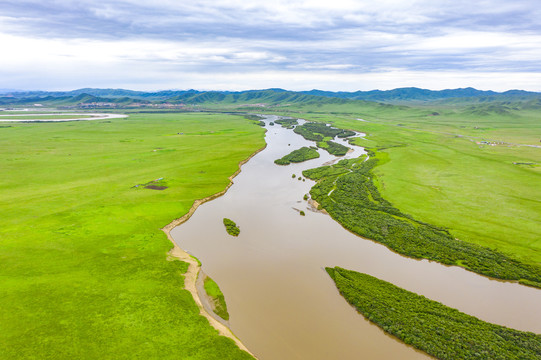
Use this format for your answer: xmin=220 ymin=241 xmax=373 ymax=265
xmin=293 ymin=122 xmax=353 ymax=156
xmin=326 ymin=266 xmax=541 ymax=360
xmin=294 ymin=122 xmax=355 ymax=141
xmin=317 ymin=140 xmax=350 ymax=156
xmin=274 ymin=146 xmax=320 ymax=165
xmin=203 ymin=275 xmax=230 ymax=321
xmin=303 ymin=152 xmax=541 ymax=287
xmin=275 ymin=118 xmax=298 ymax=129
xmin=223 ymin=218 xmax=240 ymax=236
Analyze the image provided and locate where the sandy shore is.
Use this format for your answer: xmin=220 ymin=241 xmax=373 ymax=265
xmin=161 ymin=143 xmax=267 ymax=358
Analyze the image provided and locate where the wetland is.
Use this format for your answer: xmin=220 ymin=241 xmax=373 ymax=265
xmin=171 ymin=115 xmax=541 ymax=359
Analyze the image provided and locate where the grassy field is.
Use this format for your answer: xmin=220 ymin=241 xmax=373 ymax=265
xmin=0 ymin=112 xmax=263 ymax=359
xmin=267 ymin=102 xmax=541 ymax=268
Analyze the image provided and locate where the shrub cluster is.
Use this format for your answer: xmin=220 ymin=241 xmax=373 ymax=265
xmin=294 ymin=122 xmax=355 ymax=141
xmin=322 ymin=140 xmax=349 ymax=156
xmin=274 ymin=147 xmax=320 ymax=165
xmin=275 ymin=118 xmax=298 ymax=129
xmin=303 ymin=152 xmax=541 ymax=287
xmin=327 ymin=267 xmax=541 ymax=360
xmin=223 ymin=218 xmax=240 ymax=236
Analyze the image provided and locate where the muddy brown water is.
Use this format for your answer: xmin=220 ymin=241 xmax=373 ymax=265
xmin=171 ymin=116 xmax=541 ymax=360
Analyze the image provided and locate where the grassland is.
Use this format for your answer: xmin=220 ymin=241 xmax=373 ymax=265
xmin=203 ymin=276 xmax=230 ymax=321
xmin=0 ymin=111 xmax=263 ymax=359
xmin=327 ymin=266 xmax=541 ymax=360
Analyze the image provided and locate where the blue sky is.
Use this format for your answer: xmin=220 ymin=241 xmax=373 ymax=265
xmin=1 ymin=0 xmax=541 ymax=91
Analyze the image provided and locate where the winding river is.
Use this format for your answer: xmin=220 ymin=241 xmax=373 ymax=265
xmin=171 ymin=115 xmax=541 ymax=359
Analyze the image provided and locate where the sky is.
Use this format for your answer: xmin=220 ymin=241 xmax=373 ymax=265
xmin=1 ymin=0 xmax=541 ymax=92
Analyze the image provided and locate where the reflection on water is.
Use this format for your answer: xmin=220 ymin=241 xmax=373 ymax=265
xmin=171 ymin=116 xmax=541 ymax=360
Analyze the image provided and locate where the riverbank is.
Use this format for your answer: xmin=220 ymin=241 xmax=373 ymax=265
xmin=162 ymin=142 xmax=267 ymax=358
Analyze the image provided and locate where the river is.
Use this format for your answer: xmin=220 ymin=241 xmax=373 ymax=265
xmin=171 ymin=115 xmax=541 ymax=359
xmin=0 ymin=113 xmax=128 ymax=121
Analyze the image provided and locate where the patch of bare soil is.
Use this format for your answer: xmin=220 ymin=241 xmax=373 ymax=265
xmin=145 ymin=185 xmax=168 ymax=190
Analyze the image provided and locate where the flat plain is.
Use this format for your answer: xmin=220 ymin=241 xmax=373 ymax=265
xmin=0 ymin=112 xmax=263 ymax=359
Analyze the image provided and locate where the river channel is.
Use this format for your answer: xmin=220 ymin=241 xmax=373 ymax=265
xmin=171 ymin=115 xmax=541 ymax=359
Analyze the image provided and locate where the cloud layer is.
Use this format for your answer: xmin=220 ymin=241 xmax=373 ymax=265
xmin=2 ymin=0 xmax=541 ymax=91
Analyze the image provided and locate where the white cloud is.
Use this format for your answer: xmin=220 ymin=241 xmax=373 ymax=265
xmin=1 ymin=1 xmax=541 ymax=90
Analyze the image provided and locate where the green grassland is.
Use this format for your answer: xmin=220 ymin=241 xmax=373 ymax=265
xmin=0 ymin=112 xmax=263 ymax=359
xmin=269 ymin=101 xmax=541 ymax=269
xmin=203 ymin=276 xmax=229 ymax=321
xmin=327 ymin=267 xmax=541 ymax=360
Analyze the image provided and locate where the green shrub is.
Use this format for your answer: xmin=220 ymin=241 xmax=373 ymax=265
xmin=327 ymin=267 xmax=541 ymax=360
xmin=323 ymin=140 xmax=349 ymax=156
xmin=275 ymin=147 xmax=320 ymax=165
xmin=303 ymin=151 xmax=541 ymax=286
xmin=223 ymin=218 xmax=240 ymax=236
xmin=275 ymin=118 xmax=298 ymax=129
xmin=203 ymin=276 xmax=230 ymax=321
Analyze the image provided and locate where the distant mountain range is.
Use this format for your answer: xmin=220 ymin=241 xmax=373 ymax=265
xmin=300 ymin=87 xmax=541 ymax=102
xmin=1 ymin=87 xmax=540 ymax=106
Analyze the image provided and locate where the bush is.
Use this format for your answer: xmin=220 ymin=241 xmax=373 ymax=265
xmin=223 ymin=218 xmax=240 ymax=236
xmin=275 ymin=147 xmax=320 ymax=165
xmin=327 ymin=267 xmax=541 ymax=360
xmin=304 ymin=151 xmax=541 ymax=287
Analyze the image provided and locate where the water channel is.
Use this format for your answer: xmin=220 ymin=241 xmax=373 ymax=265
xmin=171 ymin=115 xmax=541 ymax=359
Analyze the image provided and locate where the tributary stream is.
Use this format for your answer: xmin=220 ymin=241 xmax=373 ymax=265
xmin=171 ymin=115 xmax=541 ymax=359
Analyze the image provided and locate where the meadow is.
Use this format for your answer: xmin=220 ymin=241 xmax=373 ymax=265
xmin=0 ymin=112 xmax=263 ymax=359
